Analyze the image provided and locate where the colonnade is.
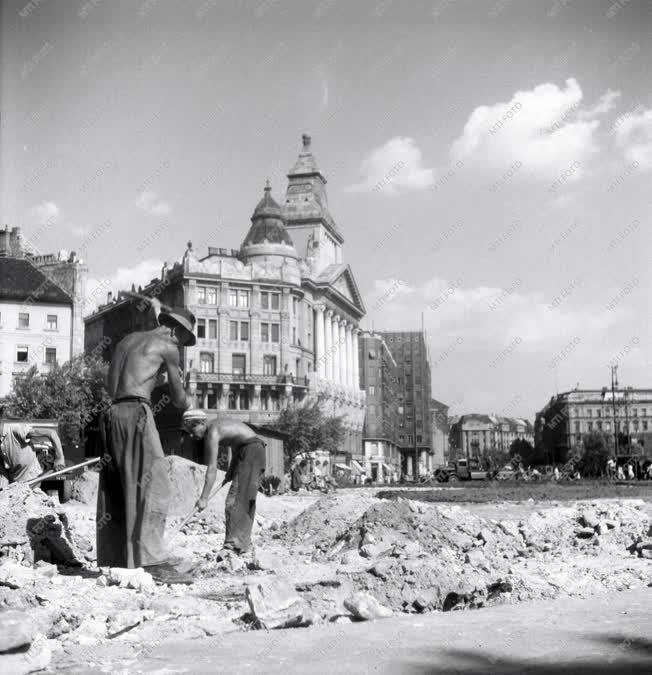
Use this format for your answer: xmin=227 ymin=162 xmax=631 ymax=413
xmin=314 ymin=304 xmax=360 ymax=389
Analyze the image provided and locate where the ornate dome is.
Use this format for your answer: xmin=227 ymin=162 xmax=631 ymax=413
xmin=240 ymin=182 xmax=298 ymax=260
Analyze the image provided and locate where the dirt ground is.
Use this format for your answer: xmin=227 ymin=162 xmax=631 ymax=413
xmin=1 ymin=459 xmax=651 ymax=673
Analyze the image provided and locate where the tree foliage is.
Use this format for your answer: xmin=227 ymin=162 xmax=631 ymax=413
xmin=482 ymin=447 xmax=511 ymax=472
xmin=580 ymin=431 xmax=610 ymax=477
xmin=5 ymin=353 xmax=110 ymax=449
xmin=509 ymin=438 xmax=546 ymax=466
xmin=274 ymin=401 xmax=346 ymax=470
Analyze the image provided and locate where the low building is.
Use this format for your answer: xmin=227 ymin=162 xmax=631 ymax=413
xmin=0 ymin=229 xmax=87 ymax=398
xmin=358 ymin=331 xmax=401 ymax=483
xmin=449 ymin=414 xmax=534 ymax=458
xmin=536 ymin=388 xmax=652 ymax=461
xmin=430 ymin=398 xmax=449 ymax=467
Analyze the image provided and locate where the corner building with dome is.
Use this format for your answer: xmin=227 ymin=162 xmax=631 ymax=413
xmin=84 ymin=135 xmax=366 ymax=458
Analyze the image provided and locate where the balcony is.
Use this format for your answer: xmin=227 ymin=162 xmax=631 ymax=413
xmin=194 ymin=371 xmax=309 ymax=388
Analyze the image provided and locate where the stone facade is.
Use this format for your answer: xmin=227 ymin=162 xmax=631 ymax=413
xmin=449 ymin=414 xmax=534 ymax=458
xmin=84 ymin=136 xmax=366 ymax=456
xmin=536 ymin=389 xmax=652 ymax=461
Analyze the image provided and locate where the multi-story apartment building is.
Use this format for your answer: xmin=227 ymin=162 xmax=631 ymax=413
xmin=84 ymin=135 xmax=366 ymax=456
xmin=0 ymin=227 xmax=87 ymax=398
xmin=378 ymin=330 xmax=433 ymax=477
xmin=449 ymin=414 xmax=534 ymax=458
xmin=358 ymin=331 xmax=401 ymax=482
xmin=535 ymin=388 xmax=652 ymax=461
xmin=430 ymin=398 xmax=449 ymax=467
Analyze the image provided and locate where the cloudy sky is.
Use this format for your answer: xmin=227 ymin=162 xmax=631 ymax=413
xmin=1 ymin=0 xmax=650 ymax=418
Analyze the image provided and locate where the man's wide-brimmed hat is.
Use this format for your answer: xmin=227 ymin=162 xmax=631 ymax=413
xmin=159 ymin=307 xmax=197 ymax=346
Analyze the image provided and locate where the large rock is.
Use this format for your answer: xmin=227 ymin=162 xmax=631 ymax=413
xmin=70 ymin=471 xmax=99 ymax=505
xmin=0 ymin=610 xmax=34 ymax=652
xmin=0 ymin=633 xmax=51 ymax=675
xmin=344 ymin=592 xmax=393 ymax=620
xmin=0 ymin=484 xmax=83 ymax=565
xmin=245 ymin=579 xmax=311 ymax=629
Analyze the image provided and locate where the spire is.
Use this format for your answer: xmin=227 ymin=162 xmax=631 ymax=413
xmin=288 ymin=132 xmax=322 ymax=178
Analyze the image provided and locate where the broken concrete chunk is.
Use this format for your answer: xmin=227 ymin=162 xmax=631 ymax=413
xmin=340 ymin=550 xmax=362 ymax=565
xmin=465 ymin=549 xmax=487 ymax=567
xmin=581 ymin=511 xmax=600 ymax=529
xmin=0 ymin=610 xmax=35 ymax=652
xmin=344 ymin=592 xmax=393 ymax=620
xmin=107 ymin=567 xmax=155 ymax=592
xmin=575 ymin=527 xmax=595 ymax=539
xmin=360 ymin=541 xmax=393 ymax=559
xmin=245 ymin=579 xmax=311 ymax=629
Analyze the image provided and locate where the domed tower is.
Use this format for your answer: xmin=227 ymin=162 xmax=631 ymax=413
xmin=240 ymin=181 xmax=298 ymax=262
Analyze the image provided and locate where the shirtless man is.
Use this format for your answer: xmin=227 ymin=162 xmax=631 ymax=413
xmin=97 ymin=299 xmax=196 ymax=584
xmin=182 ymin=410 xmax=266 ymax=559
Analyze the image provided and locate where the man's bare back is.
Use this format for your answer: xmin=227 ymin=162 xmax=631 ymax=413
xmin=108 ymin=328 xmax=191 ymax=409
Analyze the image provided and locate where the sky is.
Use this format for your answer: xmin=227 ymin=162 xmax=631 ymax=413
xmin=1 ymin=0 xmax=651 ymax=419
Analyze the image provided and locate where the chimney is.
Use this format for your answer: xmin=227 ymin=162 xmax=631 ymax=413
xmin=107 ymin=291 xmax=113 ymax=304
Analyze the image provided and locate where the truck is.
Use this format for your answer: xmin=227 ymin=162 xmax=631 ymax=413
xmin=434 ymin=457 xmax=489 ymax=483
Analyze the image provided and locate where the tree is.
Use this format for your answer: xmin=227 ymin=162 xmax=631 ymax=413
xmin=509 ymin=438 xmax=545 ymax=466
xmin=580 ymin=431 xmax=610 ymax=477
xmin=483 ymin=446 xmax=511 ymax=472
xmin=6 ymin=353 xmax=110 ymax=449
xmin=274 ymin=401 xmax=346 ymax=470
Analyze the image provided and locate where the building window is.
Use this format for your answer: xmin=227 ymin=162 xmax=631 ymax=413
xmin=46 ymin=315 xmax=58 ymax=330
xmin=642 ymin=408 xmax=647 ymax=417
xmin=399 ymin=434 xmax=404 ymax=443
xmin=263 ymin=355 xmax=277 ymax=375
xmin=574 ymin=421 xmax=580 ymax=432
xmin=18 ymin=313 xmax=29 ymax=329
xmin=209 ymin=319 xmax=217 ymax=339
xmin=271 ymin=323 xmax=280 ymax=343
xmin=368 ymin=385 xmax=375 ymax=396
xmin=44 ymin=347 xmax=57 ymax=365
xmin=261 ymin=291 xmax=269 ymax=309
xmin=596 ymin=409 xmax=602 ymax=418
xmin=240 ymin=322 xmax=249 ymax=341
xmin=239 ymin=290 xmax=249 ymax=308
xmin=417 ymin=435 xmax=423 ymax=443
xmin=198 ymin=287 xmax=207 ymax=304
xmin=232 ymin=354 xmax=246 ymax=376
xmin=271 ymin=293 xmax=280 ymax=310
xmin=597 ymin=421 xmax=602 ymax=431
xmin=292 ymin=297 xmax=298 ymax=314
xmin=261 ymin=323 xmax=269 ymax=342
xmin=207 ymin=287 xmax=217 ymax=304
xmin=292 ymin=327 xmax=296 ymax=344
xmin=230 ymin=321 xmax=239 ymax=341
xmin=16 ymin=345 xmax=28 ymax=362
xmin=587 ymin=421 xmax=593 ymax=431
xmin=238 ymin=390 xmax=249 ymax=410
xmin=200 ymin=352 xmax=214 ymax=373
xmin=633 ymin=420 xmax=639 ymax=431
xmin=407 ymin=435 xmax=414 ymax=443
xmin=197 ymin=319 xmax=206 ymax=339
xmin=295 ymin=358 xmax=300 ymax=377
xmin=587 ymin=409 xmax=592 ymax=417
xmin=644 ymin=421 xmax=649 ymax=431
xmin=632 ymin=408 xmax=638 ymax=417
xmin=229 ymin=290 xmax=238 ymax=307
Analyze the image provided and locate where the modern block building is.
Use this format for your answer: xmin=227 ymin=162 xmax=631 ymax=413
xmin=358 ymin=331 xmax=401 ymax=482
xmin=535 ymin=388 xmax=652 ymax=461
xmin=449 ymin=414 xmax=534 ymax=458
xmin=378 ymin=330 xmax=433 ymax=477
xmin=84 ymin=135 xmax=366 ymax=457
xmin=0 ymin=227 xmax=87 ymax=398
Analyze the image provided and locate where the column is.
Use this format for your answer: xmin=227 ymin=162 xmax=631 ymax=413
xmin=332 ymin=315 xmax=341 ymax=385
xmin=352 ymin=328 xmax=360 ymax=391
xmin=315 ymin=304 xmax=325 ymax=378
xmin=324 ymin=310 xmax=333 ymax=382
xmin=346 ymin=324 xmax=353 ymax=389
xmin=338 ymin=320 xmax=347 ymax=386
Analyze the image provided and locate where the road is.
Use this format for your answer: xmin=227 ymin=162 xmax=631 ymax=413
xmin=55 ymin=588 xmax=652 ymax=674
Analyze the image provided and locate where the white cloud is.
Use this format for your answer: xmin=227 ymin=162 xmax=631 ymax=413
xmin=365 ymin=276 xmax=621 ymax=351
xmin=84 ymin=259 xmax=164 ymax=314
xmin=614 ymin=107 xmax=652 ymax=169
xmin=136 ymin=190 xmax=171 ymax=217
xmin=450 ymin=78 xmax=615 ymax=180
xmin=27 ymin=201 xmax=61 ymax=225
xmin=348 ymin=137 xmax=435 ymax=195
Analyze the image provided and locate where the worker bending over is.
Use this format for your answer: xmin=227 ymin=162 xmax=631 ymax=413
xmin=182 ymin=410 xmax=266 ymax=559
xmin=0 ymin=421 xmax=65 ymax=488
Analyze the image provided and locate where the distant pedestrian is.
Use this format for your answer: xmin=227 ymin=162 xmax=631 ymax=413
xmin=627 ymin=463 xmax=635 ymax=480
xmin=606 ymin=457 xmax=616 ymax=480
xmin=553 ymin=466 xmax=560 ymax=481
xmin=617 ymin=465 xmax=625 ymax=480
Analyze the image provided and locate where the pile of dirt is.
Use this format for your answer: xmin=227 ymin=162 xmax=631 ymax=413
xmin=0 ymin=484 xmax=86 ymax=566
xmin=278 ymin=495 xmax=651 ymax=614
